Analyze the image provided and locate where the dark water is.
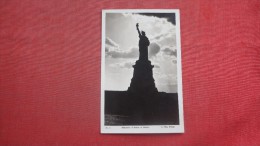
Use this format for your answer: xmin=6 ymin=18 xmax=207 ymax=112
xmin=105 ymin=91 xmax=179 ymax=125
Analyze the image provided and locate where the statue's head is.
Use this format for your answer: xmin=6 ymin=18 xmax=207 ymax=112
xmin=141 ymin=31 xmax=146 ymax=36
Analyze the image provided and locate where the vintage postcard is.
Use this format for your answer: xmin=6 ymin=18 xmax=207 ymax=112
xmin=101 ymin=9 xmax=184 ymax=133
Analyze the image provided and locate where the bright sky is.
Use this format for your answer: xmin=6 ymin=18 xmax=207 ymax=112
xmin=104 ymin=12 xmax=178 ymax=93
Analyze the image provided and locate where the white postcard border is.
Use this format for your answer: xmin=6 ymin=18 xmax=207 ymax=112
xmin=101 ymin=9 xmax=184 ymax=134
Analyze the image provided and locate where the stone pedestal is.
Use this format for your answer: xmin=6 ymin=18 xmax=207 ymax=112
xmin=128 ymin=59 xmax=158 ymax=94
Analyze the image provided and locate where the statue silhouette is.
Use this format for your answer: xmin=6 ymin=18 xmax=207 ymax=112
xmin=127 ymin=23 xmax=157 ymax=94
xmin=136 ymin=23 xmax=150 ymax=61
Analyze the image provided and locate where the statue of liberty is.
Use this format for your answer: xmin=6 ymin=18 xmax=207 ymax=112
xmin=128 ymin=23 xmax=157 ymax=94
xmin=136 ymin=23 xmax=150 ymax=61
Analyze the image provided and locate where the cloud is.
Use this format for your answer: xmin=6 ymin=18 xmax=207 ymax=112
xmin=106 ymin=37 xmax=119 ymax=48
xmin=106 ymin=42 xmax=161 ymax=59
xmin=149 ymin=42 xmax=160 ymax=58
xmin=162 ymin=47 xmax=177 ymax=57
xmin=105 ymin=47 xmax=109 ymax=53
xmin=106 ymin=47 xmax=139 ymax=59
xmin=121 ymin=62 xmax=134 ymax=68
xmin=153 ymin=72 xmax=178 ymax=93
xmin=109 ymin=61 xmax=134 ymax=69
xmin=154 ymin=64 xmax=160 ymax=68
xmin=137 ymin=13 xmax=176 ymax=25
xmin=105 ymin=37 xmax=139 ymax=58
xmin=152 ymin=33 xmax=167 ymax=41
xmin=121 ymin=13 xmax=175 ymax=37
xmin=172 ymin=60 xmax=177 ymax=64
xmin=105 ymin=37 xmax=119 ymax=53
xmin=151 ymin=31 xmax=176 ymax=48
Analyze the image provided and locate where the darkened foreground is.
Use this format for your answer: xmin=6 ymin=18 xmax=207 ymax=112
xmin=105 ymin=91 xmax=179 ymax=125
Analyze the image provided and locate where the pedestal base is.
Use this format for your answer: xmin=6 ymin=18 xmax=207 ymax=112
xmin=128 ymin=59 xmax=158 ymax=94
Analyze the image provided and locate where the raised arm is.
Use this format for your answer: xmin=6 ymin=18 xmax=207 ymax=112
xmin=136 ymin=23 xmax=141 ymax=37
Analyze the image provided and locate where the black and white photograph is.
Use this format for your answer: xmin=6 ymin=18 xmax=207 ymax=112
xmin=101 ymin=9 xmax=184 ymax=133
